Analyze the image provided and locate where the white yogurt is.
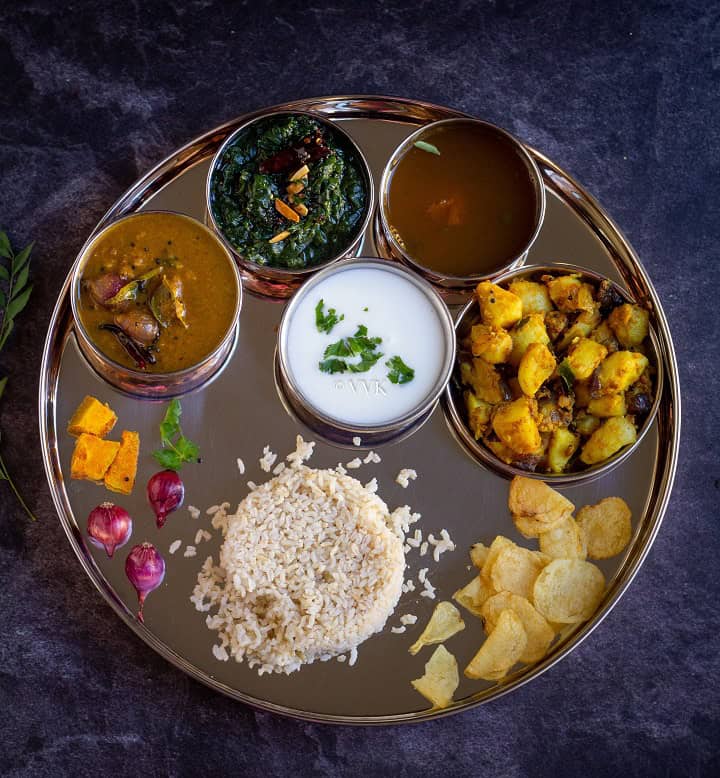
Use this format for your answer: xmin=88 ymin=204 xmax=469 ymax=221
xmin=284 ymin=265 xmax=450 ymax=426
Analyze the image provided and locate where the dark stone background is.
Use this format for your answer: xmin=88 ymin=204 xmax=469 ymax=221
xmin=0 ymin=1 xmax=718 ymax=775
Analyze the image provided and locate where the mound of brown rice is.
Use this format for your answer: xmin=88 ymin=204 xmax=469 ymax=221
xmin=191 ymin=440 xmax=406 ymax=675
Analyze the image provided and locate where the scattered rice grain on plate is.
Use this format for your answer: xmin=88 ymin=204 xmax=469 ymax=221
xmin=418 ymin=567 xmax=428 ymax=584
xmin=349 ymin=647 xmax=358 ymax=666
xmin=363 ymin=450 xmax=381 ymax=464
xmin=286 ymin=435 xmax=315 ymax=467
xmin=420 ymin=576 xmax=436 ymax=599
xmin=346 ymin=458 xmax=362 ymax=469
xmin=169 ymin=539 xmax=182 ymax=555
xmin=335 ymin=463 xmax=347 ymax=476
xmin=406 ymin=528 xmax=423 ymax=548
xmin=237 ymin=458 xmax=245 ymax=475
xmin=428 ymin=529 xmax=456 ymax=562
xmin=352 ymin=436 xmax=362 ymax=447
xmin=259 ymin=445 xmax=278 ymax=473
xmin=400 ymin=614 xmax=417 ymax=625
xmin=272 ymin=462 xmax=286 ymax=476
xmin=420 ymin=541 xmax=429 ymax=556
xmin=207 ymin=502 xmax=229 ymax=516
xmin=194 ymin=529 xmax=204 ymax=545
xmin=247 ymin=480 xmax=257 ymax=491
xmin=402 ymin=579 xmax=416 ymax=593
xmin=212 ymin=644 xmax=229 ymax=661
xmin=395 ymin=468 xmax=417 ymax=488
xmin=364 ymin=477 xmax=378 ymax=493
xmin=403 ymin=543 xmax=411 ymax=554
xmin=391 ymin=626 xmax=406 ymax=634
xmin=337 ymin=654 xmax=347 ymax=662
xmin=184 ymin=545 xmax=197 ymax=558
xmin=188 ymin=505 xmax=200 ymax=520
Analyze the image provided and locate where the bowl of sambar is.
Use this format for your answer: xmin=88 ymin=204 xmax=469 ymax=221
xmin=71 ymin=210 xmax=242 ymax=398
xmin=377 ymin=118 xmax=545 ymax=295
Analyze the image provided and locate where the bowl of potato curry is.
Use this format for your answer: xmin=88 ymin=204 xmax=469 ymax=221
xmin=72 ymin=211 xmax=241 ymax=397
xmin=444 ymin=263 xmax=663 ymax=482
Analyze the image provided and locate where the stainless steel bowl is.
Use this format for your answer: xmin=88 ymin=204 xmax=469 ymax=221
xmin=70 ymin=210 xmax=242 ymax=399
xmin=376 ymin=117 xmax=545 ymax=299
xmin=276 ymin=257 xmax=456 ymax=447
xmin=206 ymin=110 xmax=374 ymax=299
xmin=443 ymin=262 xmax=664 ymax=484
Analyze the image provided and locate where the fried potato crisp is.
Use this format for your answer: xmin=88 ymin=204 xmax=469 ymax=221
xmin=453 ymin=575 xmax=495 ymax=617
xmin=470 ymin=542 xmax=490 ymax=569
xmin=464 ymin=609 xmax=527 ymax=681
xmin=508 ymin=476 xmax=575 ymax=538
xmin=480 ymin=592 xmax=555 ymax=663
xmin=489 ymin=545 xmax=548 ymax=601
xmin=409 ymin=602 xmax=465 ymax=655
xmin=538 ymin=513 xmax=587 ymax=560
xmin=411 ymin=645 xmax=459 ymax=709
xmin=480 ymin=535 xmax=516 ymax=580
xmin=576 ymin=496 xmax=632 ymax=559
xmin=533 ymin=559 xmax=606 ymax=623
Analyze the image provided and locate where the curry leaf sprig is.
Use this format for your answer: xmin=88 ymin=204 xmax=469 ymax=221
xmin=0 ymin=230 xmax=36 ymax=520
xmin=152 ymin=399 xmax=201 ymax=470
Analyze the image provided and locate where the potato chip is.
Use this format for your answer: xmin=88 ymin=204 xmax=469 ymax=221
xmin=538 ymin=513 xmax=587 ymax=560
xmin=453 ymin=575 xmax=495 ymax=617
xmin=490 ymin=545 xmax=548 ymax=601
xmin=509 ymin=476 xmax=575 ymax=538
xmin=480 ymin=592 xmax=555 ymax=663
xmin=409 ymin=601 xmax=465 ymax=655
xmin=480 ymin=535 xmax=516 ymax=580
xmin=470 ymin=542 xmax=490 ymax=569
xmin=532 ymin=559 xmax=606 ymax=623
xmin=411 ymin=645 xmax=459 ymax=709
xmin=576 ymin=496 xmax=632 ymax=559
xmin=464 ymin=609 xmax=527 ymax=681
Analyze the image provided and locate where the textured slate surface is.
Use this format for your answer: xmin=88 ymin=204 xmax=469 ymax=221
xmin=0 ymin=1 xmax=718 ymax=775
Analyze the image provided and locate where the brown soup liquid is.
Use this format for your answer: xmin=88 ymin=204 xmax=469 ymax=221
xmin=387 ymin=122 xmax=539 ymax=277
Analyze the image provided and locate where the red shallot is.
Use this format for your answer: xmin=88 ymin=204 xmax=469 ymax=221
xmin=125 ymin=543 xmax=165 ymax=623
xmin=86 ymin=502 xmax=132 ymax=557
xmin=147 ymin=469 xmax=184 ymax=528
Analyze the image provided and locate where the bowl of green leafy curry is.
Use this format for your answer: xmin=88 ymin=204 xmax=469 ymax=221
xmin=207 ymin=111 xmax=372 ymax=295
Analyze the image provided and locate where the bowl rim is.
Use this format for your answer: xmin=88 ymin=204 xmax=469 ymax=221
xmin=377 ymin=116 xmax=546 ymax=285
xmin=443 ymin=261 xmax=665 ymax=484
xmin=205 ymin=108 xmax=375 ymax=281
xmin=277 ymin=256 xmax=457 ymax=435
xmin=70 ymin=209 xmax=242 ymax=382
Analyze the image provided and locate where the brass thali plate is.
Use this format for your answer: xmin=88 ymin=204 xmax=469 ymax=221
xmin=39 ymin=96 xmax=681 ymax=724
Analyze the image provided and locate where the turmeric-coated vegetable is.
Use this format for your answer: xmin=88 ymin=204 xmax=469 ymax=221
xmin=67 ymin=395 xmax=118 ymax=438
xmin=71 ymin=434 xmax=121 ymax=482
xmin=104 ymin=430 xmax=140 ymax=495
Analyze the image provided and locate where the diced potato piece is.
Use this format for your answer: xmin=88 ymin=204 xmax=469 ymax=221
xmin=453 ymin=575 xmax=495 ymax=617
xmin=573 ymin=380 xmax=592 ymax=408
xmin=518 ymin=343 xmax=556 ymax=396
xmin=470 ymin=323 xmax=513 ymax=364
xmin=509 ymin=314 xmax=550 ymax=366
xmin=492 ymin=397 xmax=541 ymax=455
xmin=587 ymin=393 xmax=626 ymax=418
xmin=464 ymin=392 xmax=493 ymax=439
xmin=608 ymin=303 xmax=649 ymax=347
xmin=464 ymin=609 xmax=527 ymax=680
xmin=574 ymin=410 xmax=601 ymax=437
xmin=409 ymin=602 xmax=465 ymax=655
xmin=508 ymin=279 xmax=553 ymax=315
xmin=565 ymin=338 xmax=608 ymax=381
xmin=480 ymin=592 xmax=555 ymax=663
xmin=104 ymin=430 xmax=140 ymax=494
xmin=470 ymin=543 xmax=489 ymax=569
xmin=486 ymin=439 xmax=520 ymax=465
xmin=547 ymin=428 xmax=580 ymax=473
xmin=589 ymin=320 xmax=620 ymax=353
xmin=594 ymin=351 xmax=649 ymax=395
xmin=70 ymin=433 xmax=121 ymax=482
xmin=476 ymin=282 xmax=523 ymax=329
xmin=489 ymin=545 xmax=548 ymax=601
xmin=580 ymin=416 xmax=637 ymax=465
xmin=67 ymin=395 xmax=117 ymax=438
xmin=411 ymin=645 xmax=459 ymax=709
xmin=576 ymin=496 xmax=632 ymax=559
xmin=460 ymin=359 xmax=507 ymax=405
xmin=546 ymin=275 xmax=595 ymax=313
xmin=557 ymin=308 xmax=602 ymax=351
xmin=508 ymin=476 xmax=575 ymax=538
xmin=538 ymin=513 xmax=587 ymax=560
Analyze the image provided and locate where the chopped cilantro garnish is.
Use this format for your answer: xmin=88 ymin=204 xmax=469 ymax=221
xmin=386 ymin=355 xmax=415 ymax=384
xmin=318 ymin=324 xmax=383 ymax=375
xmin=315 ymin=299 xmax=344 ymax=333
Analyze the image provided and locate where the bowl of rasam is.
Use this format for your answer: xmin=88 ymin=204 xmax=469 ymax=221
xmin=377 ymin=118 xmax=545 ymax=295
